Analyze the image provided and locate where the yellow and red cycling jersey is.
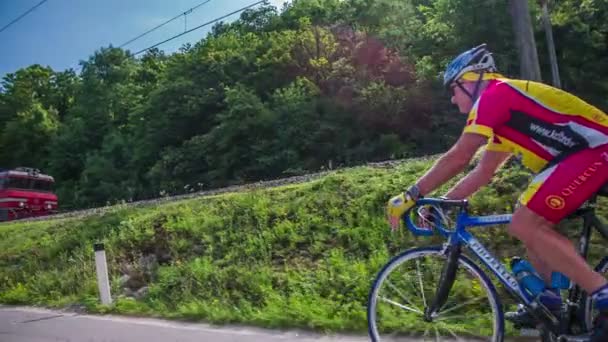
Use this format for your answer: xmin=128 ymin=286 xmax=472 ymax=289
xmin=463 ymin=78 xmax=608 ymax=223
xmin=464 ymin=78 xmax=608 ymax=173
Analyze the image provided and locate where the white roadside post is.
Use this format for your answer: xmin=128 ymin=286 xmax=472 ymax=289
xmin=94 ymin=243 xmax=112 ymax=305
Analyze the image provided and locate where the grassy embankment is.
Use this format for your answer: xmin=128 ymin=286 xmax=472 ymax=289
xmin=1 ymin=156 xmax=606 ymax=334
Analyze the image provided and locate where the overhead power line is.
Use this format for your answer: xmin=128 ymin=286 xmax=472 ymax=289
xmin=133 ymin=0 xmax=265 ymax=56
xmin=119 ymin=0 xmax=213 ymax=48
xmin=0 ymin=0 xmax=49 ymax=34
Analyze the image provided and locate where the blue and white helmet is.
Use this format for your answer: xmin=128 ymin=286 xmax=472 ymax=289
xmin=443 ymin=44 xmax=497 ymax=88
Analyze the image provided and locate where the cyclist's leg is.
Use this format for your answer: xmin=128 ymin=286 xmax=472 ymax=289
xmin=505 ymin=145 xmax=608 ymax=332
xmin=505 ymin=237 xmax=562 ymax=327
xmin=527 ymin=249 xmax=552 ymax=283
xmin=511 ymin=145 xmax=608 ymax=294
xmin=508 ymin=145 xmax=608 ymax=338
xmin=509 ymin=207 xmax=606 ymax=294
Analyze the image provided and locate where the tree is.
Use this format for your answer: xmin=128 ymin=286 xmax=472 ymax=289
xmin=77 ymin=132 xmax=138 ymax=206
xmin=546 ymin=0 xmax=608 ymax=109
xmin=0 ymin=102 xmax=59 ymax=167
xmin=509 ymin=0 xmax=542 ymax=80
xmin=200 ymin=84 xmax=276 ymax=185
xmin=538 ymin=0 xmax=561 ymax=87
xmin=0 ymin=65 xmax=74 ymax=168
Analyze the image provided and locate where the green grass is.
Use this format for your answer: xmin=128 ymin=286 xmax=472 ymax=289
xmin=1 ymin=156 xmax=606 ymax=336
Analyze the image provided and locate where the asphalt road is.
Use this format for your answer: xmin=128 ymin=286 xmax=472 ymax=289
xmin=0 ymin=306 xmax=371 ymax=342
xmin=1 ymin=306 xmax=542 ymax=342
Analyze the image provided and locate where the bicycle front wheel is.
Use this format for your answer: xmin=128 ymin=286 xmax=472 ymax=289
xmin=367 ymin=246 xmax=504 ymax=341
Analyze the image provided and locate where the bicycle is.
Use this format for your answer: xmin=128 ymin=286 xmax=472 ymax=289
xmin=367 ymin=188 xmax=608 ymax=341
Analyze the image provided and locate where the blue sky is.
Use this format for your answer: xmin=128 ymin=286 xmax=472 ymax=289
xmin=0 ymin=0 xmax=288 ymax=78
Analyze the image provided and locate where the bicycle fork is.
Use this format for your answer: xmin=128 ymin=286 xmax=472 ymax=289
xmin=424 ymin=243 xmax=462 ymax=321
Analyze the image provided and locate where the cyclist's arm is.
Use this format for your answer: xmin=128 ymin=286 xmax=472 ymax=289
xmin=443 ymin=149 xmax=511 ymax=200
xmin=416 ymin=133 xmax=488 ymax=196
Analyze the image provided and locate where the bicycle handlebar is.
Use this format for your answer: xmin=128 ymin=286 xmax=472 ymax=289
xmin=402 ymin=197 xmax=468 ymax=237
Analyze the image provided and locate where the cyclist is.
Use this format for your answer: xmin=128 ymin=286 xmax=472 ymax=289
xmin=386 ymin=44 xmax=608 ymax=340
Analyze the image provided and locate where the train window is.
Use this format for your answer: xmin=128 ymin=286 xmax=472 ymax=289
xmin=6 ymin=177 xmax=31 ymax=189
xmin=32 ymin=180 xmax=53 ymax=192
xmin=0 ymin=178 xmax=5 ymax=189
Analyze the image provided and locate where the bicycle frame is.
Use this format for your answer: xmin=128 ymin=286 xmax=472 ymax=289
xmin=404 ymin=196 xmax=608 ymax=336
xmin=562 ymin=196 xmax=608 ymax=334
xmin=405 ymin=198 xmax=532 ymax=303
xmin=405 ymin=198 xmax=570 ymax=332
xmin=395 ymin=195 xmax=608 ymax=340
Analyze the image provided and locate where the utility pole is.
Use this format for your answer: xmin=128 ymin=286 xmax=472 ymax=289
xmin=509 ymin=0 xmax=542 ymax=81
xmin=539 ymin=0 xmax=561 ymax=88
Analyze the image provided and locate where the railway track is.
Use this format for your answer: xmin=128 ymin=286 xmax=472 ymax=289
xmin=1 ymin=156 xmax=438 ymax=225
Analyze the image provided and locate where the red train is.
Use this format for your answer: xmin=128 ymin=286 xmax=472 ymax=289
xmin=0 ymin=167 xmax=58 ymax=222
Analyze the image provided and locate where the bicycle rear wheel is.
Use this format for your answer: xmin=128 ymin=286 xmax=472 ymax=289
xmin=367 ymin=246 xmax=504 ymax=341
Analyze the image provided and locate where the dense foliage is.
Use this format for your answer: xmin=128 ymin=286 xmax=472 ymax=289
xmin=1 ymin=0 xmax=607 ymax=209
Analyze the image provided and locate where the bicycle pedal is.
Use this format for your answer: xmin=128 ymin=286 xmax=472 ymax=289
xmin=519 ymin=328 xmax=540 ymax=337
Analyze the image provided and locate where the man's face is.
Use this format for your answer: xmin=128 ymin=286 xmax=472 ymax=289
xmin=450 ymin=81 xmax=477 ymax=114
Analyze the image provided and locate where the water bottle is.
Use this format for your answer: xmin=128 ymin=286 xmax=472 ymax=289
xmin=510 ymin=257 xmax=547 ymax=299
xmin=550 ymin=271 xmax=571 ymax=289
